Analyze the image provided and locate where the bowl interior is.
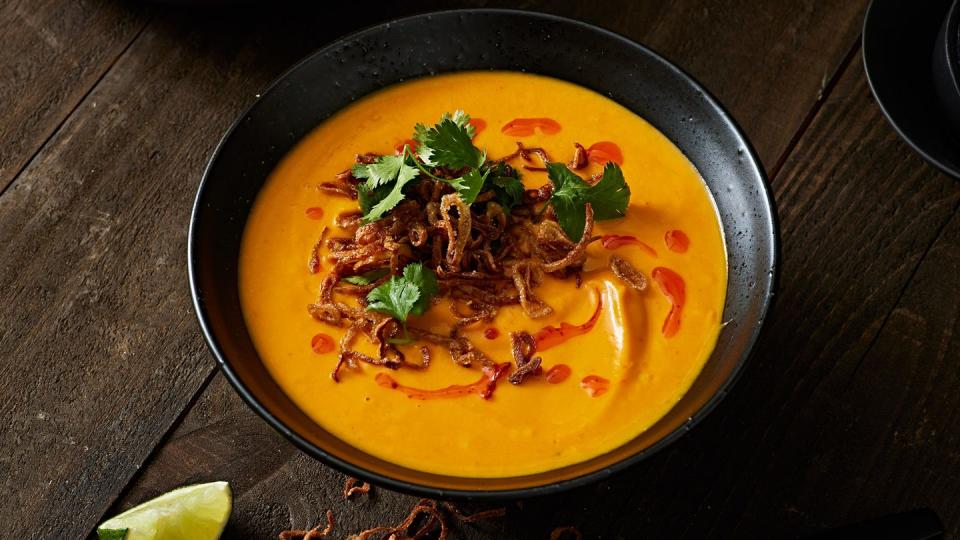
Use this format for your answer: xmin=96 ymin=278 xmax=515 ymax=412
xmin=190 ymin=9 xmax=777 ymax=498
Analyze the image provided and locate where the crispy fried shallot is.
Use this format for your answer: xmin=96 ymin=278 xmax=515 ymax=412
xmin=343 ymin=476 xmax=371 ymax=499
xmin=347 ymin=499 xmax=448 ymax=540
xmin=508 ymin=330 xmax=542 ymax=385
xmin=610 ymin=254 xmax=648 ymax=291
xmin=279 ymin=510 xmax=335 ymax=540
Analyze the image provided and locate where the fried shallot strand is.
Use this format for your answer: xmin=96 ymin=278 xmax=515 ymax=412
xmin=343 ymin=476 xmax=371 ymax=499
xmin=348 ymin=499 xmax=448 ymax=540
xmin=318 ymin=182 xmax=358 ymax=200
xmin=508 ymin=331 xmax=542 ymax=385
xmin=610 ymin=254 xmax=648 ymax=291
xmin=279 ymin=510 xmax=335 ymax=540
xmin=570 ymin=142 xmax=588 ymax=169
xmin=442 ymin=502 xmax=507 ymax=523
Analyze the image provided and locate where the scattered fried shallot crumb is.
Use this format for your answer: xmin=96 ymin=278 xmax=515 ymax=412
xmin=348 ymin=498 xmax=447 ymax=540
xmin=550 ymin=525 xmax=584 ymax=540
xmin=569 ymin=142 xmax=588 ymax=170
xmin=609 ymin=254 xmax=648 ymax=291
xmin=343 ymin=476 xmax=371 ymax=499
xmin=442 ymin=501 xmax=507 ymax=522
xmin=279 ymin=509 xmax=335 ymax=539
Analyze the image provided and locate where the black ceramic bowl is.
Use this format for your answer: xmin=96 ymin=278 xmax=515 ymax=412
xmin=933 ymin=0 xmax=960 ymax=130
xmin=189 ymin=9 xmax=778 ymax=499
xmin=864 ymin=0 xmax=960 ymax=179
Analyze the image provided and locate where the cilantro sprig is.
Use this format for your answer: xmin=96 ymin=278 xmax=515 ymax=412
xmin=366 ymin=262 xmax=439 ymax=337
xmin=352 ymin=110 xmax=630 ymax=242
xmin=546 ymin=161 xmax=631 ymax=241
xmin=413 ymin=110 xmax=484 ymax=168
xmin=354 ymin=110 xmax=490 ymax=221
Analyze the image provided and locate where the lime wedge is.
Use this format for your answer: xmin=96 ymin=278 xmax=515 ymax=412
xmin=97 ymin=481 xmax=231 ymax=540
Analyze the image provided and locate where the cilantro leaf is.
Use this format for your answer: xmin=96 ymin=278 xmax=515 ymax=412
xmin=353 ymin=153 xmax=421 ymax=222
xmin=366 ymin=262 xmax=439 ymax=323
xmin=402 ymin=262 xmax=439 ymax=315
xmin=352 ymin=154 xmax=418 ymax=188
xmin=483 ymin=162 xmax=525 ymax=210
xmin=342 ymin=269 xmax=389 ymax=285
xmin=413 ymin=110 xmax=484 ymax=169
xmin=97 ymin=529 xmax=128 ymax=540
xmin=584 ymin=161 xmax=631 ymax=220
xmin=357 ymin=181 xmax=393 ymax=216
xmin=446 ymin=169 xmax=489 ymax=205
xmin=361 ymin=175 xmax=416 ymax=222
xmin=490 ymin=175 xmax=525 ymax=210
xmin=546 ymin=161 xmax=631 ymax=241
xmin=366 ymin=276 xmax=420 ymax=323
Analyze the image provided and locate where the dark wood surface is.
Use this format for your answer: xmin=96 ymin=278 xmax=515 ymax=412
xmin=2 ymin=1 xmax=957 ymax=538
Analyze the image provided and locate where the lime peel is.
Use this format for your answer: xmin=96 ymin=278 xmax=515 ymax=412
xmin=97 ymin=481 xmax=231 ymax=540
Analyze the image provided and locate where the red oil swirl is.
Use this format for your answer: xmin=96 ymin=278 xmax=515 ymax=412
xmin=374 ymin=362 xmax=511 ymax=400
xmin=533 ymin=291 xmax=603 ymax=351
xmin=501 ymin=117 xmax=562 ymax=137
xmin=601 ymin=234 xmax=658 ymax=257
xmin=652 ymin=267 xmax=685 ymax=337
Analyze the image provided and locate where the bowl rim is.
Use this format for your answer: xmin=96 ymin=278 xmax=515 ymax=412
xmin=862 ymin=0 xmax=960 ymax=180
xmin=188 ymin=7 xmax=780 ymax=500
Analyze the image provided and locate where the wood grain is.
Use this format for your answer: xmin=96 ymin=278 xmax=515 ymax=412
xmin=97 ymin=2 xmax=902 ymax=539
xmin=0 ymin=9 xmax=371 ymax=539
xmin=0 ymin=0 xmax=148 ymax=193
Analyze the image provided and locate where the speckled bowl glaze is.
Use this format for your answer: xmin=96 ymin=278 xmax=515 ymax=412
xmin=189 ymin=9 xmax=778 ymax=499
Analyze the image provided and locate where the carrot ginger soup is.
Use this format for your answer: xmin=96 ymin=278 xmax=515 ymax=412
xmin=239 ymin=71 xmax=727 ymax=477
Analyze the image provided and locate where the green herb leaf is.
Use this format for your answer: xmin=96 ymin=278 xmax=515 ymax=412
xmin=365 ymin=262 xmax=439 ymax=323
xmin=483 ymin=162 xmax=525 ymax=211
xmin=546 ymin=161 xmax=631 ymax=241
xmin=402 ymin=262 xmax=439 ymax=316
xmin=413 ymin=110 xmax=484 ymax=169
xmin=446 ymin=168 xmax=489 ymax=205
xmin=354 ymin=153 xmax=421 ymax=222
xmin=357 ymin=181 xmax=393 ymax=217
xmin=342 ymin=268 xmax=389 ymax=286
xmin=352 ymin=154 xmax=418 ymax=188
xmin=97 ymin=529 xmax=128 ymax=540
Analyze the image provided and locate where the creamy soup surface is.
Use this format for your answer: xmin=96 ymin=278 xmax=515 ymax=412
xmin=239 ymin=71 xmax=727 ymax=477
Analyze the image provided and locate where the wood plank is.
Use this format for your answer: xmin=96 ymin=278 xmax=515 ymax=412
xmin=0 ymin=0 xmax=148 ymax=192
xmin=105 ymin=2 xmax=876 ymax=538
xmin=0 ymin=8 xmax=398 ymax=538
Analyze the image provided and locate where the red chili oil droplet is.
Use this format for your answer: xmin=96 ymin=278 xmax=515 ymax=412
xmin=664 ymin=230 xmax=690 ymax=253
xmin=311 ymin=333 xmax=335 ymax=354
xmin=586 ymin=141 xmax=624 ymax=165
xmin=483 ymin=327 xmax=500 ymax=340
xmin=374 ymin=363 xmax=511 ymax=400
xmin=652 ymin=267 xmax=686 ymax=338
xmin=469 ymin=117 xmax=487 ymax=136
xmin=600 ymin=234 xmax=658 ymax=257
xmin=394 ymin=139 xmax=418 ymax=155
xmin=545 ymin=364 xmax=572 ymax=384
xmin=500 ymin=117 xmax=562 ymax=137
xmin=305 ymin=207 xmax=324 ymax=220
xmin=533 ymin=290 xmax=603 ymax=351
xmin=580 ymin=375 xmax=610 ymax=397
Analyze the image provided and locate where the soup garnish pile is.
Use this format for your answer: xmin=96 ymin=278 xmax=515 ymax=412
xmin=310 ymin=110 xmax=647 ymax=394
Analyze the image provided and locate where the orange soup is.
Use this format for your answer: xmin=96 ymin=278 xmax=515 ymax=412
xmin=239 ymin=71 xmax=726 ymax=477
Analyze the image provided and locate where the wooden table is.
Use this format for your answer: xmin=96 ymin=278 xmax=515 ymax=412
xmin=2 ymin=1 xmax=958 ymax=538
